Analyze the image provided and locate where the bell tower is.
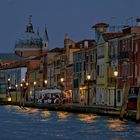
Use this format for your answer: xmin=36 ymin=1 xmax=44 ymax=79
xmin=42 ymin=25 xmax=49 ymax=54
xmin=26 ymin=15 xmax=34 ymax=33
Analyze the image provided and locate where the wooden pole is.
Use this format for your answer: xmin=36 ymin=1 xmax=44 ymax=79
xmin=120 ymin=82 xmax=130 ymax=120
xmin=136 ymin=86 xmax=140 ymax=123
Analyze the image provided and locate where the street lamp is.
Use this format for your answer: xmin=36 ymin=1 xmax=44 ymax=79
xmin=8 ymin=86 xmax=12 ymax=99
xmin=114 ymin=71 xmax=118 ymax=108
xmin=26 ymin=82 xmax=29 ymax=86
xmin=7 ymin=78 xmax=10 ymax=97
xmin=44 ymin=80 xmax=47 ymax=88
xmin=15 ymin=84 xmax=18 ymax=102
xmin=20 ymin=83 xmax=23 ymax=105
xmin=87 ymin=74 xmax=91 ymax=105
xmin=24 ymin=82 xmax=29 ymax=102
xmin=60 ymin=78 xmax=64 ymax=98
xmin=33 ymin=81 xmax=37 ymax=103
xmin=60 ymin=78 xmax=64 ymax=83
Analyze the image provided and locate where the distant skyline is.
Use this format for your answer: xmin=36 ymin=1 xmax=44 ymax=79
xmin=0 ymin=0 xmax=139 ymax=52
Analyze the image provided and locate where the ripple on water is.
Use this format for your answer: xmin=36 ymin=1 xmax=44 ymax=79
xmin=1 ymin=106 xmax=140 ymax=140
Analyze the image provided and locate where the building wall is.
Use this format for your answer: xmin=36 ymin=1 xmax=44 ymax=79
xmin=108 ymin=38 xmax=120 ymax=106
xmin=15 ymin=49 xmax=42 ymax=58
xmin=96 ymin=42 xmax=108 ymax=105
xmin=0 ymin=67 xmax=27 ymax=100
xmin=73 ymin=40 xmax=96 ymax=104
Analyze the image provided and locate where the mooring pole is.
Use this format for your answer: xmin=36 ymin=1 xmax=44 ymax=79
xmin=136 ymin=86 xmax=140 ymax=123
xmin=120 ymin=82 xmax=130 ymax=120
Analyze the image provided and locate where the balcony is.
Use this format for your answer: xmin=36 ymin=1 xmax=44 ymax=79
xmin=118 ymin=52 xmax=129 ymax=60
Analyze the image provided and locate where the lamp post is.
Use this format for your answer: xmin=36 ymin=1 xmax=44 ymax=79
xmin=15 ymin=84 xmax=18 ymax=102
xmin=60 ymin=78 xmax=64 ymax=98
xmin=60 ymin=78 xmax=64 ymax=83
xmin=7 ymin=78 xmax=10 ymax=97
xmin=25 ymin=82 xmax=29 ymax=102
xmin=44 ymin=80 xmax=47 ymax=89
xmin=9 ymin=86 xmax=11 ymax=98
xmin=33 ymin=81 xmax=37 ymax=103
xmin=26 ymin=82 xmax=29 ymax=87
xmin=87 ymin=74 xmax=91 ymax=105
xmin=114 ymin=71 xmax=118 ymax=108
xmin=20 ymin=83 xmax=23 ymax=105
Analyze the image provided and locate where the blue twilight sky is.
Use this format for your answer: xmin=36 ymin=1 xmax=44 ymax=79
xmin=0 ymin=0 xmax=139 ymax=52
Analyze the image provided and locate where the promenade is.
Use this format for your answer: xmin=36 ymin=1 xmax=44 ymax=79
xmin=0 ymin=101 xmax=136 ymax=121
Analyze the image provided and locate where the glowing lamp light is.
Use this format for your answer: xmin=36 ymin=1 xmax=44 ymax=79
xmin=44 ymin=80 xmax=47 ymax=84
xmin=60 ymin=78 xmax=64 ymax=82
xmin=114 ymin=71 xmax=118 ymax=77
xmin=33 ymin=81 xmax=37 ymax=85
xmin=26 ymin=82 xmax=29 ymax=86
xmin=7 ymin=97 xmax=12 ymax=102
xmin=87 ymin=75 xmax=91 ymax=80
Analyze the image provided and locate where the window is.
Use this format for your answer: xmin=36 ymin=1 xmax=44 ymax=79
xmin=90 ymin=55 xmax=92 ymax=62
xmin=117 ymin=91 xmax=121 ymax=102
xmin=122 ymin=62 xmax=127 ymax=77
xmin=97 ymin=65 xmax=99 ymax=76
xmin=135 ymin=43 xmax=138 ymax=53
xmin=73 ymin=79 xmax=79 ymax=88
xmin=73 ymin=64 xmax=76 ymax=72
xmin=83 ymin=62 xmax=86 ymax=71
xmin=86 ymin=55 xmax=89 ymax=62
xmin=84 ymin=41 xmax=88 ymax=48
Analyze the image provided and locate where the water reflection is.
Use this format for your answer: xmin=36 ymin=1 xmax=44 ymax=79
xmin=6 ymin=105 xmax=40 ymax=115
xmin=78 ymin=114 xmax=98 ymax=123
xmin=107 ymin=118 xmax=127 ymax=131
xmin=57 ymin=112 xmax=71 ymax=120
xmin=41 ymin=110 xmax=51 ymax=118
xmin=135 ymin=123 xmax=140 ymax=134
xmin=1 ymin=106 xmax=140 ymax=140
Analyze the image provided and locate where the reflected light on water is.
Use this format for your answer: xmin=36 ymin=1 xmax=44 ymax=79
xmin=41 ymin=111 xmax=51 ymax=118
xmin=78 ymin=114 xmax=98 ymax=123
xmin=57 ymin=112 xmax=70 ymax=120
xmin=107 ymin=118 xmax=127 ymax=131
xmin=4 ymin=105 xmax=40 ymax=114
xmin=135 ymin=123 xmax=140 ymax=132
xmin=15 ymin=107 xmax=40 ymax=115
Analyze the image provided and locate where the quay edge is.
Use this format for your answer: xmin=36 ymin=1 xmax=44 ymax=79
xmin=0 ymin=101 xmax=137 ymax=120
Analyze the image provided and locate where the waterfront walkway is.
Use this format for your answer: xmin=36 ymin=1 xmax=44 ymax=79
xmin=0 ymin=101 xmax=120 ymax=115
xmin=0 ymin=101 xmax=136 ymax=120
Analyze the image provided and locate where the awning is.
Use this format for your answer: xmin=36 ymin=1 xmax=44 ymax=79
xmin=39 ymin=89 xmax=62 ymax=94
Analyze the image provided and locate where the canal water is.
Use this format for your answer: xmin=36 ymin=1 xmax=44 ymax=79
xmin=0 ymin=106 xmax=140 ymax=140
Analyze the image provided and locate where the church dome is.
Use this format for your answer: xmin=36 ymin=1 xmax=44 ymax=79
xmin=15 ymin=16 xmax=42 ymax=49
xmin=15 ymin=32 xmax=42 ymax=49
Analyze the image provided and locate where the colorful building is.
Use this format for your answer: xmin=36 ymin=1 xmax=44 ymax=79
xmin=73 ymin=39 xmax=96 ymax=104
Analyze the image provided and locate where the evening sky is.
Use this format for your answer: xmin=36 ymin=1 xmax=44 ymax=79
xmin=0 ymin=0 xmax=139 ymax=52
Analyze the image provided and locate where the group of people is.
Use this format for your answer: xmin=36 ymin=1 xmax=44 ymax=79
xmin=37 ymin=94 xmax=68 ymax=104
